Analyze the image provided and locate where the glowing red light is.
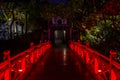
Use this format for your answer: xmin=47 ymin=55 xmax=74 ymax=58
xmin=85 ymin=51 xmax=90 ymax=64
xmin=111 ymin=70 xmax=116 ymax=80
xmin=4 ymin=69 xmax=10 ymax=80
xmin=94 ymin=58 xmax=98 ymax=74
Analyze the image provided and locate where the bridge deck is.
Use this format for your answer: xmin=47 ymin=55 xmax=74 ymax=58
xmin=24 ymin=44 xmax=96 ymax=80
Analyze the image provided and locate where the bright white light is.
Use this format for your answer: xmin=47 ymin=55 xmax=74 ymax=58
xmin=63 ymin=48 xmax=66 ymax=56
xmin=18 ymin=69 xmax=23 ymax=72
xmin=8 ymin=18 xmax=12 ymax=21
xmin=63 ymin=30 xmax=66 ymax=38
xmin=63 ymin=48 xmax=67 ymax=65
xmin=98 ymin=69 xmax=102 ymax=73
xmin=63 ymin=30 xmax=66 ymax=34
xmin=55 ymin=30 xmax=58 ymax=38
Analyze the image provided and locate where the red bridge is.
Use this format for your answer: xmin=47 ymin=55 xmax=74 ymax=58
xmin=0 ymin=41 xmax=120 ymax=80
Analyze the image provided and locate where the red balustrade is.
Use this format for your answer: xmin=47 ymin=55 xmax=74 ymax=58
xmin=0 ymin=41 xmax=51 ymax=80
xmin=69 ymin=41 xmax=120 ymax=80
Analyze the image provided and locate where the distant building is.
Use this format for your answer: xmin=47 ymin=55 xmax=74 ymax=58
xmin=52 ymin=16 xmax=67 ymax=26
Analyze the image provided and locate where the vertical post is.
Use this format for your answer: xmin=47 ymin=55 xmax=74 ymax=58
xmin=9 ymin=10 xmax=15 ymax=39
xmin=110 ymin=52 xmax=112 ymax=80
xmin=4 ymin=69 xmax=10 ymax=80
xmin=30 ymin=53 xmax=34 ymax=64
xmin=85 ymin=51 xmax=89 ymax=64
xmin=36 ymin=48 xmax=39 ymax=60
xmin=3 ymin=50 xmax=11 ymax=80
xmin=86 ymin=41 xmax=90 ymax=47
xmin=109 ymin=50 xmax=117 ymax=80
xmin=30 ymin=42 xmax=34 ymax=64
xmin=21 ymin=58 xmax=25 ymax=73
xmin=111 ymin=70 xmax=117 ymax=80
xmin=14 ymin=21 xmax=17 ymax=37
xmin=25 ymin=12 xmax=27 ymax=34
xmin=94 ymin=58 xmax=98 ymax=74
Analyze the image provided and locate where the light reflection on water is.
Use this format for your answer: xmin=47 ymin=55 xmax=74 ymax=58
xmin=63 ymin=48 xmax=67 ymax=65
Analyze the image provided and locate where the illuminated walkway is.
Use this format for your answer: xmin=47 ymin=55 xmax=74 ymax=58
xmin=24 ymin=44 xmax=96 ymax=80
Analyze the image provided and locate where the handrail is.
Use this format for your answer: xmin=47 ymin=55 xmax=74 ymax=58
xmin=79 ymin=43 xmax=120 ymax=70
xmin=0 ymin=41 xmax=51 ymax=80
xmin=69 ymin=41 xmax=120 ymax=80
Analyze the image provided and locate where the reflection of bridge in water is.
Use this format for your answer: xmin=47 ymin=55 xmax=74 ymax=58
xmin=0 ymin=41 xmax=120 ymax=80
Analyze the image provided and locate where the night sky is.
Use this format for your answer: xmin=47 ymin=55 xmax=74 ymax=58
xmin=49 ymin=0 xmax=67 ymax=4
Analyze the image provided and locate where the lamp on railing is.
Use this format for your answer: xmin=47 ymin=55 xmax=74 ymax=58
xmin=69 ymin=41 xmax=119 ymax=80
xmin=0 ymin=41 xmax=51 ymax=80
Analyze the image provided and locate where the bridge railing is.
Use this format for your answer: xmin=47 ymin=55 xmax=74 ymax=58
xmin=69 ymin=41 xmax=120 ymax=80
xmin=0 ymin=41 xmax=51 ymax=80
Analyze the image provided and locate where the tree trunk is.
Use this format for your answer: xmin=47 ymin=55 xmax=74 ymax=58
xmin=25 ymin=12 xmax=28 ymax=34
xmin=10 ymin=10 xmax=15 ymax=39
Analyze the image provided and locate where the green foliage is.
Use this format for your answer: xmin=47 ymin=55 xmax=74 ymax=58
xmin=82 ymin=26 xmax=101 ymax=45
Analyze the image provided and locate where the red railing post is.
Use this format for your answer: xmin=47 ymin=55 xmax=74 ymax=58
xmin=3 ymin=50 xmax=11 ymax=80
xmin=94 ymin=58 xmax=98 ymax=74
xmin=86 ymin=41 xmax=90 ymax=47
xmin=85 ymin=51 xmax=90 ymax=64
xmin=111 ymin=69 xmax=117 ymax=80
xmin=69 ymin=41 xmax=120 ymax=80
xmin=30 ymin=53 xmax=34 ymax=64
xmin=36 ymin=48 xmax=39 ymax=61
xmin=30 ymin=42 xmax=34 ymax=64
xmin=0 ymin=40 xmax=52 ymax=80
xmin=21 ymin=58 xmax=26 ymax=73
xmin=4 ymin=69 xmax=10 ymax=80
xmin=110 ymin=50 xmax=117 ymax=80
xmin=0 ymin=72 xmax=4 ymax=79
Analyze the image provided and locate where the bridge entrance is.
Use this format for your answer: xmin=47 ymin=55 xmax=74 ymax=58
xmin=48 ymin=17 xmax=74 ymax=45
xmin=50 ymin=28 xmax=70 ymax=45
xmin=54 ymin=30 xmax=66 ymax=44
